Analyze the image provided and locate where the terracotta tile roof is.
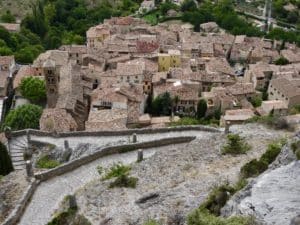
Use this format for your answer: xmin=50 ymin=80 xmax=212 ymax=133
xmin=206 ymin=57 xmax=235 ymax=76
xmin=0 ymin=56 xmax=14 ymax=66
xmin=86 ymin=109 xmax=127 ymax=131
xmin=13 ymin=65 xmax=41 ymax=89
xmin=116 ymin=62 xmax=145 ymax=76
xmin=281 ymin=50 xmax=300 ymax=63
xmin=40 ymin=108 xmax=78 ymax=132
xmin=227 ymin=82 xmax=255 ymax=96
xmin=33 ymin=50 xmax=69 ymax=67
xmin=224 ymin=109 xmax=254 ymax=121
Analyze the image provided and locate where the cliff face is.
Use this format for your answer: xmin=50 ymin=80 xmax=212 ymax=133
xmin=221 ymin=140 xmax=300 ymax=225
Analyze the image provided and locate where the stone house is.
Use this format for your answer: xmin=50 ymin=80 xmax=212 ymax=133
xmin=200 ymin=22 xmax=219 ymax=33
xmin=116 ymin=62 xmax=145 ymax=85
xmin=268 ymin=78 xmax=300 ymax=108
xmin=257 ymin=100 xmax=288 ymax=117
xmin=0 ymin=23 xmax=20 ymax=33
xmin=43 ymin=61 xmax=93 ymax=130
xmin=91 ymin=84 xmax=145 ymax=124
xmin=0 ymin=56 xmax=16 ymax=97
xmin=244 ymin=62 xmax=277 ymax=90
xmin=158 ymin=49 xmax=181 ymax=72
xmin=139 ymin=0 xmax=155 ymax=14
xmin=59 ymin=45 xmax=87 ymax=65
xmin=153 ymin=81 xmax=200 ymax=115
xmin=87 ymin=24 xmax=110 ymax=50
xmin=221 ymin=108 xmax=255 ymax=126
xmin=281 ymin=50 xmax=300 ymax=64
xmin=227 ymin=82 xmax=256 ymax=101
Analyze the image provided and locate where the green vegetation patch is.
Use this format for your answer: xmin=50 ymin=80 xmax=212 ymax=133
xmin=36 ymin=155 xmax=61 ymax=169
xmin=98 ymin=163 xmax=138 ymax=188
xmin=20 ymin=76 xmax=46 ymax=104
xmin=187 ymin=208 xmax=256 ymax=225
xmin=291 ymin=140 xmax=300 ymax=160
xmin=241 ymin=139 xmax=285 ymax=178
xmin=222 ymin=134 xmax=251 ymax=155
xmin=109 ymin=174 xmax=138 ymax=188
xmin=143 ymin=219 xmax=161 ymax=225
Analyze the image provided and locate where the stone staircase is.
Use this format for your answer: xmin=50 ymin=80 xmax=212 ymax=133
xmin=7 ymin=136 xmax=28 ymax=171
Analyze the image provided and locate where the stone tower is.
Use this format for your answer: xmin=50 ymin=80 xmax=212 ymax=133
xmin=43 ymin=59 xmax=59 ymax=108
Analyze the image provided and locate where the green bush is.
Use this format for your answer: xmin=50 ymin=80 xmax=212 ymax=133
xmin=143 ymin=219 xmax=161 ymax=225
xmin=187 ymin=208 xmax=256 ymax=225
xmin=3 ymin=104 xmax=42 ymax=131
xmin=200 ymin=184 xmax=236 ymax=216
xmin=296 ymin=149 xmax=300 ymax=160
xmin=275 ymin=56 xmax=289 ymax=65
xmin=0 ymin=142 xmax=14 ymax=176
xmin=241 ymin=140 xmax=284 ymax=178
xmin=20 ymin=76 xmax=46 ymax=103
xmin=222 ymin=134 xmax=251 ymax=155
xmin=36 ymin=155 xmax=60 ymax=169
xmin=291 ymin=140 xmax=300 ymax=153
xmin=240 ymin=159 xmax=268 ymax=178
xmin=109 ymin=174 xmax=138 ymax=188
xmin=101 ymin=163 xmax=131 ymax=180
xmin=249 ymin=96 xmax=262 ymax=108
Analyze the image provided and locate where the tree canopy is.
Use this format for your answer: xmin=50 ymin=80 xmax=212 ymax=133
xmin=3 ymin=104 xmax=43 ymax=131
xmin=0 ymin=142 xmax=14 ymax=176
xmin=20 ymin=76 xmax=46 ymax=103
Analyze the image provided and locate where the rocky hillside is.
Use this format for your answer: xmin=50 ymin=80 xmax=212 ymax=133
xmin=221 ymin=136 xmax=300 ymax=225
xmin=62 ymin=124 xmax=290 ymax=225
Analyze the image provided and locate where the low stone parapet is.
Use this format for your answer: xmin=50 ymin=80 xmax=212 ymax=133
xmin=34 ymin=136 xmax=196 ymax=181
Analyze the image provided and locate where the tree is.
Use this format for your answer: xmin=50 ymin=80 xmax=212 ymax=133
xmin=3 ymin=104 xmax=43 ymax=131
xmin=151 ymin=92 xmax=172 ymax=116
xmin=1 ymin=10 xmax=16 ymax=23
xmin=0 ymin=142 xmax=14 ymax=176
xmin=275 ymin=56 xmax=289 ymax=65
xmin=20 ymin=76 xmax=47 ymax=103
xmin=196 ymin=99 xmax=207 ymax=119
xmin=222 ymin=134 xmax=251 ymax=155
xmin=181 ymin=0 xmax=197 ymax=12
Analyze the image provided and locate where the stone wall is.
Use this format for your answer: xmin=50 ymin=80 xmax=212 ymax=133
xmin=34 ymin=136 xmax=196 ymax=181
xmin=2 ymin=179 xmax=39 ymax=225
xmin=10 ymin=125 xmax=220 ymax=138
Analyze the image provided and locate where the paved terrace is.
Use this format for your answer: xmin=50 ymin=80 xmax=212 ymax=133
xmin=13 ymin=127 xmax=218 ymax=225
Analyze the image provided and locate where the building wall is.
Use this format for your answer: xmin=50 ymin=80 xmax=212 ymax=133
xmin=158 ymin=55 xmax=171 ymax=72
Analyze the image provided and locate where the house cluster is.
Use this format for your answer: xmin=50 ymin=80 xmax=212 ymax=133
xmin=8 ymin=16 xmax=300 ymax=132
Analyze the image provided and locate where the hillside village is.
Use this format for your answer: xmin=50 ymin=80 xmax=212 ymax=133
xmin=0 ymin=14 xmax=299 ymax=133
xmin=0 ymin=1 xmax=300 ymax=225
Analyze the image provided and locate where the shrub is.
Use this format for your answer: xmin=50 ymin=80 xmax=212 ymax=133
xmin=109 ymin=174 xmax=138 ymax=188
xmin=222 ymin=134 xmax=251 ymax=155
xmin=101 ymin=163 xmax=131 ymax=180
xmin=240 ymin=159 xmax=268 ymax=178
xmin=36 ymin=155 xmax=61 ymax=169
xmin=0 ymin=142 xmax=14 ymax=176
xmin=249 ymin=96 xmax=262 ymax=108
xmin=187 ymin=208 xmax=256 ymax=225
xmin=3 ymin=104 xmax=43 ymax=131
xmin=296 ymin=149 xmax=300 ymax=160
xmin=196 ymin=99 xmax=207 ymax=119
xmin=20 ymin=76 xmax=46 ymax=103
xmin=241 ymin=140 xmax=284 ymax=178
xmin=143 ymin=219 xmax=161 ymax=225
xmin=291 ymin=140 xmax=300 ymax=153
xmin=275 ymin=56 xmax=289 ymax=65
xmin=200 ymin=184 xmax=236 ymax=216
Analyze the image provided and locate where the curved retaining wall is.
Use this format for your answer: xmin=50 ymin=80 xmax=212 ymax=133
xmin=34 ymin=136 xmax=195 ymax=181
xmin=10 ymin=125 xmax=220 ymax=138
xmin=2 ymin=179 xmax=39 ymax=225
xmin=2 ymin=136 xmax=195 ymax=225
